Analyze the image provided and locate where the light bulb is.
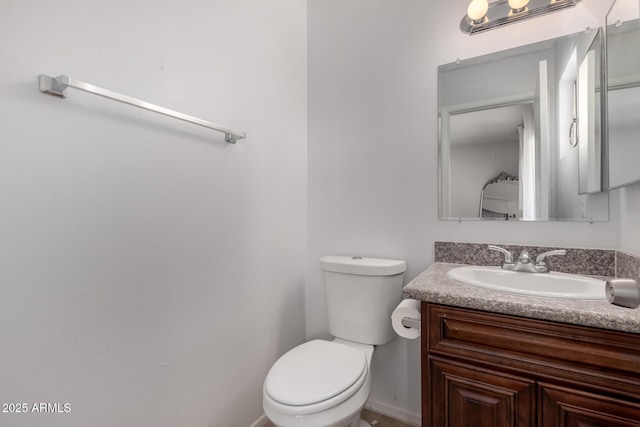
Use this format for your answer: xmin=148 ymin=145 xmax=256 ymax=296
xmin=467 ymin=0 xmax=489 ymax=22
xmin=508 ymin=0 xmax=530 ymax=11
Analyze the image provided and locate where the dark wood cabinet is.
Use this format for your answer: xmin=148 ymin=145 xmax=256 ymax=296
xmin=422 ymin=303 xmax=640 ymax=427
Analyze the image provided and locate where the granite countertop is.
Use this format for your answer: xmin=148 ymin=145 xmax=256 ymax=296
xmin=402 ymin=262 xmax=640 ymax=334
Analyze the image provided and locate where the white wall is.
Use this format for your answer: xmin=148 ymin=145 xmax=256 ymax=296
xmin=619 ymin=184 xmax=640 ymax=254
xmin=0 ymin=1 xmax=306 ymax=427
xmin=308 ymin=0 xmax=618 ymax=420
xmin=451 ymin=140 xmax=520 ymax=218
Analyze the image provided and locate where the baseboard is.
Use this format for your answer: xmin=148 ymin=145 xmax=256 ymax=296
xmin=251 ymin=401 xmax=420 ymax=427
xmin=365 ymin=399 xmax=421 ymax=426
xmin=249 ymin=413 xmax=268 ymax=427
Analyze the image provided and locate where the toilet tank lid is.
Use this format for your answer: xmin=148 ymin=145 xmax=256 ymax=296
xmin=320 ymin=256 xmax=406 ymax=276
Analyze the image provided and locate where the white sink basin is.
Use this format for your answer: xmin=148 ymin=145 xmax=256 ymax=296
xmin=447 ymin=266 xmax=607 ymax=300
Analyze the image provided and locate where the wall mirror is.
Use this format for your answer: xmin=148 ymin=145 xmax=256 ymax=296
xmin=439 ymin=30 xmax=609 ymax=221
xmin=606 ymin=0 xmax=640 ymax=189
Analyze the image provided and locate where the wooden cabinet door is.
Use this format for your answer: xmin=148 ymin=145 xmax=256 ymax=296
xmin=428 ymin=357 xmax=536 ymax=427
xmin=539 ymin=383 xmax=640 ymax=427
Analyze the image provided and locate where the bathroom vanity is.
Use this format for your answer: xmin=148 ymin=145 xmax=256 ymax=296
xmin=403 ymin=263 xmax=640 ymax=427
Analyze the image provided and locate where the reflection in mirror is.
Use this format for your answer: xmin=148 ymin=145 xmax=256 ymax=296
xmin=606 ymin=0 xmax=640 ymax=189
xmin=447 ymin=104 xmax=530 ymax=220
xmin=439 ymin=31 xmax=609 ymax=222
xmin=578 ymin=29 xmax=602 ymax=195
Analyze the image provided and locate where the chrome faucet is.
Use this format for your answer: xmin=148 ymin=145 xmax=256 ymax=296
xmin=488 ymin=245 xmax=566 ymax=273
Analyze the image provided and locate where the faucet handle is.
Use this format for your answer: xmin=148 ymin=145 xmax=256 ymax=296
xmin=535 ymin=249 xmax=567 ymax=265
xmin=488 ymin=245 xmax=514 ymax=264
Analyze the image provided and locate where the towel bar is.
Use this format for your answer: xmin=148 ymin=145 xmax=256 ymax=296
xmin=39 ymin=74 xmax=246 ymax=143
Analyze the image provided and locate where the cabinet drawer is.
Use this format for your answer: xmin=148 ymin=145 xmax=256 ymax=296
xmin=424 ymin=304 xmax=640 ymax=382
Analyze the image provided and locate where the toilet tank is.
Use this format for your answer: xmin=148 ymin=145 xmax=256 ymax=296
xmin=320 ymin=256 xmax=406 ymax=345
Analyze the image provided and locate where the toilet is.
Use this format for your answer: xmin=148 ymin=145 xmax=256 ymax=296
xmin=263 ymin=255 xmax=406 ymax=427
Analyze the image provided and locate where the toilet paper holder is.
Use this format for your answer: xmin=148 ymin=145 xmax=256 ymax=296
xmin=606 ymin=278 xmax=640 ymax=309
xmin=401 ymin=317 xmax=421 ymax=330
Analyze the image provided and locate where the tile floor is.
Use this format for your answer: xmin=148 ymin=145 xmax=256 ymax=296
xmin=265 ymin=408 xmax=417 ymax=427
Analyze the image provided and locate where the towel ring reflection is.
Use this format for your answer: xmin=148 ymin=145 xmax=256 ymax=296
xmin=569 ymin=118 xmax=578 ymax=147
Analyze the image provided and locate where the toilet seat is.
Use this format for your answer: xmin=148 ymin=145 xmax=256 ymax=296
xmin=264 ymin=340 xmax=367 ymax=415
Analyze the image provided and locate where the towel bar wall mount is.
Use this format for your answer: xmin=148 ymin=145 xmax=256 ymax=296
xmin=39 ymin=74 xmax=246 ymax=143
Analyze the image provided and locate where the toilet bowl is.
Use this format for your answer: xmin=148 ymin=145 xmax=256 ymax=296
xmin=262 ymin=256 xmax=406 ymax=427
xmin=263 ymin=339 xmax=374 ymax=427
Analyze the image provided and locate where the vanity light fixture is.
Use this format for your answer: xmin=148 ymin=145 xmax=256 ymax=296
xmin=461 ymin=0 xmax=581 ymax=35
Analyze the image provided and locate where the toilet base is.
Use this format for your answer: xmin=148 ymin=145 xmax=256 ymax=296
xmin=266 ymin=415 xmax=371 ymax=427
xmin=344 ymin=411 xmax=372 ymax=427
xmin=344 ymin=413 xmax=370 ymax=427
